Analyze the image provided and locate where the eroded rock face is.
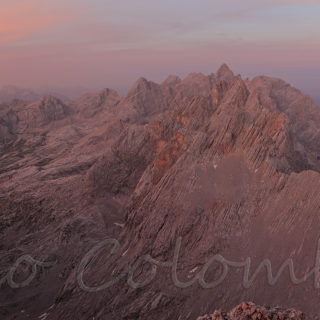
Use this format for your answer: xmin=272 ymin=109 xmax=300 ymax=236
xmin=0 ymin=96 xmax=71 ymax=145
xmin=71 ymin=88 xmax=120 ymax=119
xmin=1 ymin=65 xmax=320 ymax=320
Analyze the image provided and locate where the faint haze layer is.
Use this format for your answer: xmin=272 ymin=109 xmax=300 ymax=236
xmin=0 ymin=0 xmax=319 ymax=102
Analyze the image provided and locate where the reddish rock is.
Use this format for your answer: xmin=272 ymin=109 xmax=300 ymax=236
xmin=197 ymin=302 xmax=304 ymax=320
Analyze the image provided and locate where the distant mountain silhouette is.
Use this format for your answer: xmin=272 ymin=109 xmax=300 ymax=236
xmin=0 ymin=85 xmax=41 ymax=103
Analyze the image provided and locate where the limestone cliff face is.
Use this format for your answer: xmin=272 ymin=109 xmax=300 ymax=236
xmin=1 ymin=65 xmax=320 ymax=320
xmin=72 ymin=88 xmax=120 ymax=119
xmin=0 ymin=96 xmax=70 ymax=141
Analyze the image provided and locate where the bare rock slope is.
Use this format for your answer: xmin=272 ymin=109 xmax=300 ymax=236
xmin=1 ymin=65 xmax=320 ymax=319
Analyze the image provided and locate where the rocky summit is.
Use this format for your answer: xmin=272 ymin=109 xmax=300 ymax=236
xmin=1 ymin=65 xmax=320 ymax=319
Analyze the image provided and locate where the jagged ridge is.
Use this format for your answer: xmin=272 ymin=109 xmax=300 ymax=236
xmin=1 ymin=65 xmax=320 ymax=320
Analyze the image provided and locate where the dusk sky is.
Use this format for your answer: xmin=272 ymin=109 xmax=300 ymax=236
xmin=1 ymin=0 xmax=319 ymax=101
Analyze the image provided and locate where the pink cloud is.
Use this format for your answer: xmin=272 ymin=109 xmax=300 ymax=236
xmin=0 ymin=0 xmax=78 ymax=45
xmin=0 ymin=0 xmax=319 ymax=102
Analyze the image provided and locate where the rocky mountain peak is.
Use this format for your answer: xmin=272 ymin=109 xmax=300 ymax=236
xmin=127 ymin=77 xmax=158 ymax=95
xmin=161 ymin=75 xmax=182 ymax=88
xmin=37 ymin=95 xmax=71 ymax=122
xmin=100 ymin=87 xmax=120 ymax=98
xmin=39 ymin=95 xmax=64 ymax=105
xmin=122 ymin=77 xmax=166 ymax=117
xmin=216 ymin=63 xmax=235 ymax=81
xmin=71 ymin=88 xmax=121 ymax=119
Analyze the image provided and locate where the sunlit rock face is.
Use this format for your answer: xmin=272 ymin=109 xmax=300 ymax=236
xmin=1 ymin=65 xmax=320 ymax=319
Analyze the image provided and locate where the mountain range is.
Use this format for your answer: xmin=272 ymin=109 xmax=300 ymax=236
xmin=0 ymin=85 xmax=90 ymax=104
xmin=0 ymin=65 xmax=319 ymax=319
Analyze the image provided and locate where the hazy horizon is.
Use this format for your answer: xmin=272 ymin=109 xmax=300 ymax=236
xmin=1 ymin=0 xmax=319 ymax=103
xmin=1 ymin=67 xmax=319 ymax=106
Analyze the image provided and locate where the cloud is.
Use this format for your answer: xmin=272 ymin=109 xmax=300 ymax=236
xmin=0 ymin=0 xmax=81 ymax=45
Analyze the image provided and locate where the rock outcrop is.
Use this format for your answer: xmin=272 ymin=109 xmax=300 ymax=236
xmin=197 ymin=302 xmax=304 ymax=320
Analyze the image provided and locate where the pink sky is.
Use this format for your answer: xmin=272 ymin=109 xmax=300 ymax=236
xmin=0 ymin=0 xmax=319 ymax=101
